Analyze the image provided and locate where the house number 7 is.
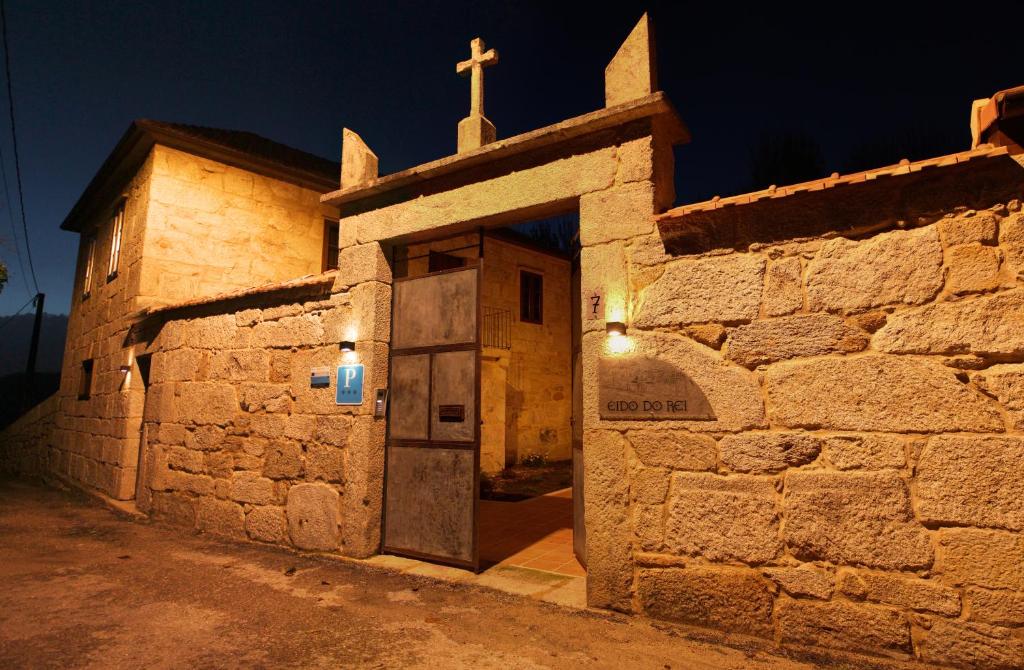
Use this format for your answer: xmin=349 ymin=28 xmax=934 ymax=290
xmin=588 ymin=290 xmax=604 ymax=320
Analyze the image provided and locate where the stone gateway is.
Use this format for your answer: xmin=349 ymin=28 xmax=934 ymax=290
xmin=2 ymin=13 xmax=1024 ymax=670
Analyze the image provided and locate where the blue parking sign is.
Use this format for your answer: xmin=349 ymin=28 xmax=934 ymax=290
xmin=336 ymin=364 xmax=364 ymax=405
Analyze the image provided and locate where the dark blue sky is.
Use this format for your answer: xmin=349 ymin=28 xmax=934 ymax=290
xmin=0 ymin=0 xmax=1021 ymax=316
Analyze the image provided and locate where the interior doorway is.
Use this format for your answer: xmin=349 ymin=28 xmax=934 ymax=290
xmin=386 ymin=213 xmax=584 ymax=577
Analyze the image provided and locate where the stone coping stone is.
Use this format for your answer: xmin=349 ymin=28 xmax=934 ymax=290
xmin=323 ymin=93 xmax=687 ymax=207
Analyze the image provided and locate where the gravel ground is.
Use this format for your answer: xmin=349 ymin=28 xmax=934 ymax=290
xmin=0 ymin=477 xmax=860 ymax=669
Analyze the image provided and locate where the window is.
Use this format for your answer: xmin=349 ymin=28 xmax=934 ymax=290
xmin=520 ymin=270 xmax=543 ymax=324
xmin=82 ymin=236 xmax=96 ymax=299
xmin=78 ymin=359 xmax=94 ymax=400
xmin=322 ymin=219 xmax=340 ymax=271
xmin=107 ymin=201 xmax=125 ymax=280
xmin=428 ymin=250 xmax=466 ymax=273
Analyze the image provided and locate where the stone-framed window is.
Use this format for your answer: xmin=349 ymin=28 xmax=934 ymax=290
xmin=322 ymin=219 xmax=339 ymax=272
xmin=106 ymin=200 xmax=125 ymax=281
xmin=78 ymin=359 xmax=94 ymax=401
xmin=82 ymin=236 xmax=96 ymax=300
xmin=519 ymin=269 xmax=543 ymax=324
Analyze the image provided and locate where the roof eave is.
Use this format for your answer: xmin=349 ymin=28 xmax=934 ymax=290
xmin=61 ymin=121 xmax=340 ymax=233
xmin=60 ymin=122 xmax=151 ymax=232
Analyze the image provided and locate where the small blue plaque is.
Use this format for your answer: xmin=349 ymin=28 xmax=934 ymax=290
xmin=310 ymin=366 xmax=330 ymax=388
xmin=336 ymin=364 xmax=364 ymax=405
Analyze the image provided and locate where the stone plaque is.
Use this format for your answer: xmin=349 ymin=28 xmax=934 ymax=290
xmin=599 ymin=356 xmax=715 ymax=420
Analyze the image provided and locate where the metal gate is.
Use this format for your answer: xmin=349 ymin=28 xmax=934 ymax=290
xmin=383 ymin=265 xmax=481 ymax=570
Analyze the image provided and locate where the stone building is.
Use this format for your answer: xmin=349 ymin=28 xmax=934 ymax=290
xmin=4 ymin=14 xmax=1024 ymax=669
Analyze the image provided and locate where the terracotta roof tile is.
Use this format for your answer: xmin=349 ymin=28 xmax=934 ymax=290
xmin=137 ymin=271 xmax=338 ymax=319
xmin=658 ymin=144 xmax=1011 ymax=222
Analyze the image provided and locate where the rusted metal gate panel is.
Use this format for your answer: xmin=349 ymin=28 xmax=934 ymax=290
xmin=384 ymin=266 xmax=480 ymax=569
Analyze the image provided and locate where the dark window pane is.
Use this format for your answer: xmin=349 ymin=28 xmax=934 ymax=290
xmin=428 ymin=251 xmax=466 ymax=273
xmin=323 ymin=220 xmax=340 ymax=271
xmin=520 ymin=270 xmax=543 ymax=324
xmin=79 ymin=359 xmax=94 ymax=400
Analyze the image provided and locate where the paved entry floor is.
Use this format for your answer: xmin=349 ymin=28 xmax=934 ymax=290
xmin=368 ymin=488 xmax=586 ymax=607
xmin=479 ymin=487 xmax=584 ymax=576
xmin=0 ymin=478 xmax=831 ymax=669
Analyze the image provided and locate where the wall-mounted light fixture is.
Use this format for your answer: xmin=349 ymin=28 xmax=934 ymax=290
xmin=605 ymin=321 xmax=627 ymax=337
xmin=119 ymin=365 xmax=132 ymax=374
xmin=339 ymin=340 xmax=355 ymax=352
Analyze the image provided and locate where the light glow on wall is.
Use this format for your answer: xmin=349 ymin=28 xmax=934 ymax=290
xmin=604 ymin=331 xmax=635 ymax=355
xmin=120 ymin=350 xmax=134 ymax=386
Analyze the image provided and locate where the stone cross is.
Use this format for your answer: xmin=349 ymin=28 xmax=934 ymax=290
xmin=457 ymin=37 xmax=498 ymax=117
xmin=455 ymin=37 xmax=498 ymax=153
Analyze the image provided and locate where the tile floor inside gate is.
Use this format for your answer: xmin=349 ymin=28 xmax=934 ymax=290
xmin=478 ymin=487 xmax=585 ymax=576
xmin=364 ymin=487 xmax=587 ymax=608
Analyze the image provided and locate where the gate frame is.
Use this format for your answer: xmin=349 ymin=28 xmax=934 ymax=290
xmin=325 ymin=93 xmax=686 ymax=608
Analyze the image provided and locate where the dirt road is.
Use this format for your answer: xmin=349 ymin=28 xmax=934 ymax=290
xmin=0 ymin=478 xmax=832 ymax=669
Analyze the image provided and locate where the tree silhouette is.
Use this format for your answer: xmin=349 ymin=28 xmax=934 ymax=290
xmin=516 ymin=212 xmax=580 ymax=256
xmin=842 ymin=127 xmax=963 ymax=174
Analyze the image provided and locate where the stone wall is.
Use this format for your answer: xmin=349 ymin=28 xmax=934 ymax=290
xmin=44 ymin=150 xmax=157 ymax=499
xmin=136 ymin=276 xmax=386 ymax=557
xmin=589 ymin=184 xmax=1024 ymax=667
xmin=0 ymin=144 xmax=341 ymax=501
xmin=0 ymin=394 xmax=60 ymax=481
xmin=139 ymin=145 xmax=338 ymax=307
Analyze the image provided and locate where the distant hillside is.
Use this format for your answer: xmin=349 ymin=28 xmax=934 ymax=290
xmin=0 ymin=313 xmax=68 ymax=376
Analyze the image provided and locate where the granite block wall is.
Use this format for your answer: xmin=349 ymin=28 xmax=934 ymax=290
xmin=136 ymin=279 xmax=387 ymax=558
xmin=585 ymin=193 xmax=1024 ymax=667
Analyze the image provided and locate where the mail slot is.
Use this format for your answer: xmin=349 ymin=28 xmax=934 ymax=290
xmin=438 ymin=404 xmax=465 ymax=422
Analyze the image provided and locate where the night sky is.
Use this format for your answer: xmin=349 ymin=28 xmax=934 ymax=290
xmin=0 ymin=0 xmax=1021 ymax=316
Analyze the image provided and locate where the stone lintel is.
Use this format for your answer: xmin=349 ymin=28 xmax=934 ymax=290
xmin=322 ymin=92 xmax=688 ymax=208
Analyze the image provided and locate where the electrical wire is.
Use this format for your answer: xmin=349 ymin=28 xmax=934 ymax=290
xmin=0 ymin=0 xmax=37 ymax=294
xmin=0 ymin=291 xmax=35 ymax=334
xmin=0 ymin=133 xmax=30 ymax=297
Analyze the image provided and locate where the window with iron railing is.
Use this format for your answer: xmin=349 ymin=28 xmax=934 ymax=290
xmin=482 ymin=306 xmax=511 ymax=349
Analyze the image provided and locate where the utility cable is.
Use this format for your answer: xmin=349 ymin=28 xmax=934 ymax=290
xmin=0 ymin=134 xmax=30 ymax=297
xmin=0 ymin=291 xmax=35 ymax=334
xmin=0 ymin=0 xmax=38 ymax=294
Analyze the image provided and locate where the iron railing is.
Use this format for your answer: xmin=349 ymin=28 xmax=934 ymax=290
xmin=482 ymin=306 xmax=512 ymax=349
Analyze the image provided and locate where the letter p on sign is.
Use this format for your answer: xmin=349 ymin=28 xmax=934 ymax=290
xmin=336 ymin=364 xmax=364 ymax=405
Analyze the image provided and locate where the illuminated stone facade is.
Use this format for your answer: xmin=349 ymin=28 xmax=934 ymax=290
xmin=3 ymin=13 xmax=1024 ymax=669
xmin=0 ymin=126 xmax=339 ymax=501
